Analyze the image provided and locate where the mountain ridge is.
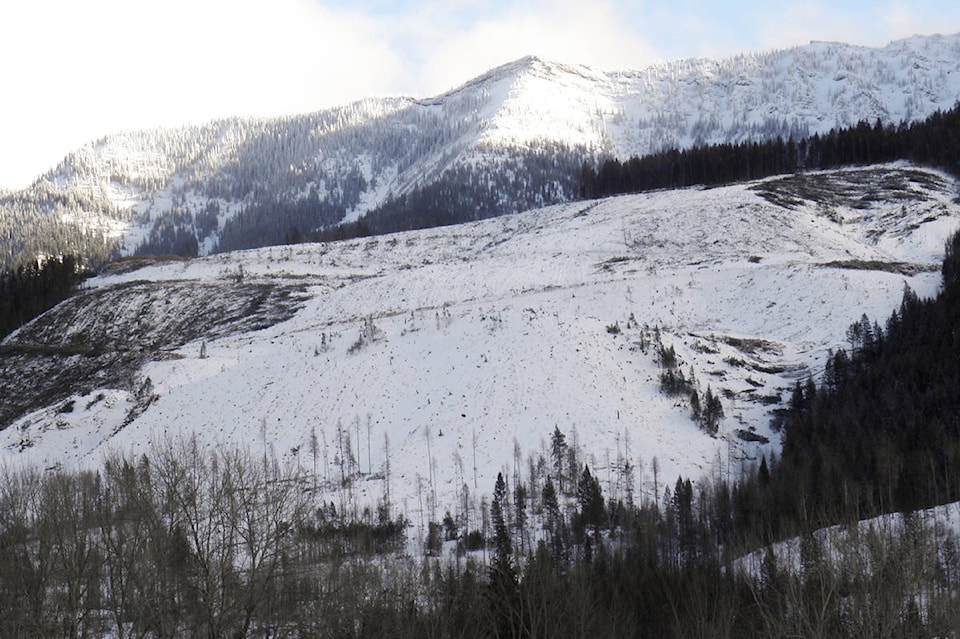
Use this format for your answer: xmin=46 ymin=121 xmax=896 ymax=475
xmin=2 ymin=33 xmax=960 ymax=267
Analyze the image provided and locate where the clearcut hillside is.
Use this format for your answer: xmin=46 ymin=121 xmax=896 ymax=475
xmin=1 ymin=164 xmax=957 ymax=532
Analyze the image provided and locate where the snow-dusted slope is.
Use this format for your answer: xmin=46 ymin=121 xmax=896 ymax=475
xmin=2 ymin=165 xmax=958 ymax=530
xmin=430 ymin=33 xmax=960 ymax=160
xmin=592 ymin=34 xmax=960 ymax=156
xmin=737 ymin=500 xmax=960 ymax=579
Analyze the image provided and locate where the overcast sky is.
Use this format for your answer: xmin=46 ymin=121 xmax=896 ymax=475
xmin=2 ymin=0 xmax=959 ymax=190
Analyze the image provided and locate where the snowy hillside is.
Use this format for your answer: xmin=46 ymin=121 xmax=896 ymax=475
xmin=737 ymin=500 xmax=960 ymax=577
xmin=2 ymin=165 xmax=958 ymax=533
xmin=3 ymin=33 xmax=960 ymax=267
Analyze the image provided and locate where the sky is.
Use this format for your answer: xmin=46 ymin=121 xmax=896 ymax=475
xmin=2 ymin=0 xmax=959 ymax=191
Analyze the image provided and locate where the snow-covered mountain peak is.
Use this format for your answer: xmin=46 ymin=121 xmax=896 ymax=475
xmin=4 ymin=33 xmax=960 ymax=268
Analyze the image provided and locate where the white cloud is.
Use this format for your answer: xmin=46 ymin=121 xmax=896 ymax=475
xmin=413 ymin=0 xmax=658 ymax=95
xmin=0 ymin=0 xmax=404 ymax=189
xmin=746 ymin=1 xmax=960 ymax=53
xmin=881 ymin=0 xmax=960 ymax=39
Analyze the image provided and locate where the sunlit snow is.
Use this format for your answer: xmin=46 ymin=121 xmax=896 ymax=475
xmin=3 ymin=165 xmax=957 ymax=538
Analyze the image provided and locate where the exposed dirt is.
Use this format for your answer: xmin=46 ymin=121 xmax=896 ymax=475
xmin=0 ymin=278 xmax=305 ymax=429
xmin=751 ymin=168 xmax=949 ymax=212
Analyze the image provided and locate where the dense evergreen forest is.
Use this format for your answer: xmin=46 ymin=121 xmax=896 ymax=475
xmin=299 ymin=149 xmax=583 ymax=245
xmin=0 ymin=255 xmax=87 ymax=340
xmin=0 ymin=182 xmax=119 ymax=271
xmin=579 ymin=102 xmax=960 ymax=198
xmin=740 ymin=229 xmax=960 ymax=539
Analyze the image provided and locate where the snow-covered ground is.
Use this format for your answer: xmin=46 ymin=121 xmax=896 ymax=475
xmin=2 ymin=165 xmax=958 ymax=534
xmin=736 ymin=500 xmax=960 ymax=578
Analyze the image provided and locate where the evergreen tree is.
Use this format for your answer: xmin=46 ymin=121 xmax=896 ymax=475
xmin=550 ymin=426 xmax=568 ymax=493
xmin=541 ymin=476 xmax=567 ymax=566
xmin=488 ymin=472 xmax=520 ymax=637
xmin=577 ymin=465 xmax=606 ymax=539
xmin=700 ymin=386 xmax=724 ymax=434
xmin=491 ymin=472 xmax=512 ymax=568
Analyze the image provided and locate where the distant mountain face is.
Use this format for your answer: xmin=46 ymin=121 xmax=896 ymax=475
xmin=2 ymin=33 xmax=960 ymax=267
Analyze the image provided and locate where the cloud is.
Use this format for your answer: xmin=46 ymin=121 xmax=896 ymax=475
xmin=411 ymin=0 xmax=658 ymax=95
xmin=745 ymin=1 xmax=960 ymax=52
xmin=0 ymin=0 xmax=405 ymax=189
xmin=881 ymin=0 xmax=960 ymax=38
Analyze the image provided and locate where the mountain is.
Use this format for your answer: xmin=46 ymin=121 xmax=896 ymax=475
xmin=2 ymin=164 xmax=957 ymax=524
xmin=3 ymin=34 xmax=960 ymax=268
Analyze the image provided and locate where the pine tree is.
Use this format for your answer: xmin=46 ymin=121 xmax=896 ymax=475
xmin=541 ymin=477 xmax=566 ymax=566
xmin=758 ymin=455 xmax=770 ymax=487
xmin=550 ymin=426 xmax=567 ymax=493
xmin=491 ymin=472 xmax=511 ymax=566
xmin=488 ymin=472 xmax=520 ymax=637
xmin=577 ymin=465 xmax=606 ymax=536
xmin=700 ymin=386 xmax=724 ymax=434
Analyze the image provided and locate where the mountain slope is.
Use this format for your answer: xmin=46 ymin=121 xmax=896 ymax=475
xmin=2 ymin=164 xmax=957 ymax=528
xmin=2 ymin=34 xmax=960 ymax=267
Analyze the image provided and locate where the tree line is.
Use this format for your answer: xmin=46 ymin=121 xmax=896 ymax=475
xmin=579 ymin=101 xmax=960 ymax=198
xmin=293 ymin=147 xmax=584 ymax=246
xmin=4 ymin=423 xmax=960 ymax=637
xmin=732 ymin=227 xmax=960 ymax=545
xmin=0 ymin=255 xmax=87 ymax=340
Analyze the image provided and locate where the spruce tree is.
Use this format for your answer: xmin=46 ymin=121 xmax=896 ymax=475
xmin=488 ymin=472 xmax=519 ymax=636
